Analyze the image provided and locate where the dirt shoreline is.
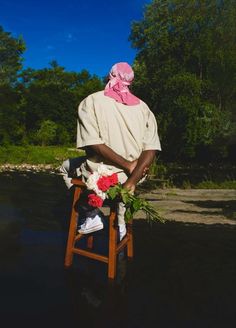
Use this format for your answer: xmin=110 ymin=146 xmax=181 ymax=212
xmin=134 ymin=188 xmax=236 ymax=225
xmin=1 ymin=165 xmax=235 ymax=226
xmin=0 ymin=163 xmax=58 ymax=173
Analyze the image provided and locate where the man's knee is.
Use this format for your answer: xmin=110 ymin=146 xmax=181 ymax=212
xmin=59 ymin=158 xmax=73 ymax=189
xmin=62 ymin=159 xmax=70 ymax=172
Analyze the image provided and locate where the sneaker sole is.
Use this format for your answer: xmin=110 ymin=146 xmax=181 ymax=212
xmin=78 ymin=223 xmax=104 ymax=234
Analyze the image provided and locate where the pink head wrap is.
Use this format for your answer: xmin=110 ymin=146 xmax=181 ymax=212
xmin=104 ymin=62 xmax=140 ymax=106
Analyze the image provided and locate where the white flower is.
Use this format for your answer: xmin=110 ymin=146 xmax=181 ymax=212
xmin=86 ymin=171 xmax=100 ymax=190
xmin=96 ymin=188 xmax=107 ymax=200
xmin=85 ymin=170 xmax=107 ymax=200
xmin=97 ymin=163 xmax=114 ymax=176
xmin=85 ymin=164 xmax=115 ymax=201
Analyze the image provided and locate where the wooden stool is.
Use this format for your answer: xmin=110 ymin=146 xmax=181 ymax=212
xmin=64 ymin=178 xmax=133 ymax=279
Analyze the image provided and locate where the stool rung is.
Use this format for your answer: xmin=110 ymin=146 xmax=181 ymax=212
xmin=72 ymin=247 xmax=109 ymax=263
xmin=116 ymin=235 xmax=129 ymax=253
xmin=74 ymin=233 xmax=84 ymax=242
xmin=71 ymin=178 xmax=86 ymax=186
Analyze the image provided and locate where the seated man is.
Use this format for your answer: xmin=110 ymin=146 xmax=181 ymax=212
xmin=60 ymin=62 xmax=161 ymax=240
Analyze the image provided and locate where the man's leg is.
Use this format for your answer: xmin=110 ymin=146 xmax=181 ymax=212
xmin=60 ymin=158 xmax=104 ymax=233
xmin=77 ymin=190 xmax=105 ymax=234
xmin=116 ymin=172 xmax=128 ymax=241
xmin=116 ymin=174 xmax=147 ymax=241
xmin=59 ymin=159 xmax=73 ymax=189
xmin=117 ymin=202 xmax=127 ymax=241
xmin=78 ymin=202 xmax=104 ymax=234
xmin=59 ymin=157 xmax=86 ymax=189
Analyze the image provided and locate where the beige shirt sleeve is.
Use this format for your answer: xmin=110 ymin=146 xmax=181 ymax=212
xmin=77 ymin=95 xmax=104 ymax=149
xmin=142 ymin=108 xmax=162 ymax=151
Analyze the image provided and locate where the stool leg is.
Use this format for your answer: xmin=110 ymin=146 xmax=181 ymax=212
xmin=87 ymin=235 xmax=93 ymax=249
xmin=108 ymin=210 xmax=117 ymax=279
xmin=64 ymin=187 xmax=81 ymax=267
xmin=127 ymin=219 xmax=134 ymax=259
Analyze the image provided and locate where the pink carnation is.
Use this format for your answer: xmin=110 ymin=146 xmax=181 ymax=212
xmin=109 ymin=173 xmax=118 ymax=186
xmin=88 ymin=193 xmax=103 ymax=207
xmin=97 ymin=176 xmax=111 ymax=192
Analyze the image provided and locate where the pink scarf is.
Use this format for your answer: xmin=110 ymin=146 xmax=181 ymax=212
xmin=104 ymin=62 xmax=140 ymax=106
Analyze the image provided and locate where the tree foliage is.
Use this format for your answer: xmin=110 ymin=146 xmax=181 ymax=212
xmin=0 ymin=26 xmax=25 ymax=85
xmin=0 ymin=84 xmax=25 ymax=145
xmin=19 ymin=62 xmax=103 ymax=144
xmin=130 ymin=0 xmax=236 ymax=162
xmin=36 ymin=120 xmax=57 ymax=146
xmin=0 ymin=27 xmax=26 ymax=145
xmin=0 ymin=25 xmax=104 ymax=146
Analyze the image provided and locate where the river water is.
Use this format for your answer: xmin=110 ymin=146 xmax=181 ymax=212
xmin=0 ymin=172 xmax=236 ymax=327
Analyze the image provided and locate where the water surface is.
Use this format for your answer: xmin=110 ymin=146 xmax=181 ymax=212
xmin=0 ymin=172 xmax=236 ymax=328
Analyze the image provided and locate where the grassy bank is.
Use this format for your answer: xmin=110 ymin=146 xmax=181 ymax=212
xmin=0 ymin=146 xmax=82 ymax=166
xmin=0 ymin=146 xmax=235 ymax=189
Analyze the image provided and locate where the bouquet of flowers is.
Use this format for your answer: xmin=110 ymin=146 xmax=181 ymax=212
xmin=85 ymin=164 xmax=165 ymax=223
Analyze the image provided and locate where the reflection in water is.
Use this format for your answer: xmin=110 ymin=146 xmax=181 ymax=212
xmin=0 ymin=172 xmax=236 ymax=327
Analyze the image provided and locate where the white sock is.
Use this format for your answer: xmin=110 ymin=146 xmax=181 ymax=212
xmin=119 ymin=223 xmax=127 ymax=240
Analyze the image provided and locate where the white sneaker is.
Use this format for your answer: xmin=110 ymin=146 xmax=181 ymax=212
xmin=119 ymin=224 xmax=127 ymax=241
xmin=78 ymin=215 xmax=104 ymax=234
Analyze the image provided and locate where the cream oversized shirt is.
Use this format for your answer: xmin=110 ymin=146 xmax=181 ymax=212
xmin=76 ymin=91 xmax=161 ymax=180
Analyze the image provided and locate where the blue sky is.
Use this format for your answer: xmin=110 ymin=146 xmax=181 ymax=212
xmin=0 ymin=0 xmax=151 ymax=77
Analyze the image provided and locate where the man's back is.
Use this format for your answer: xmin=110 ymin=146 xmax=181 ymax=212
xmin=77 ymin=90 xmax=161 ymax=164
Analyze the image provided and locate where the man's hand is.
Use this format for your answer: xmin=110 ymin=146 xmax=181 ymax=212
xmin=87 ymin=144 xmax=138 ymax=174
xmin=142 ymin=166 xmax=149 ymax=176
xmin=87 ymin=144 xmax=156 ymax=192
xmin=123 ymin=150 xmax=156 ymax=191
xmin=126 ymin=159 xmax=138 ymax=175
xmin=123 ymin=180 xmax=136 ymax=193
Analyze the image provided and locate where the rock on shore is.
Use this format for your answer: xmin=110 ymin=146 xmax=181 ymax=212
xmin=0 ymin=163 xmax=59 ymax=173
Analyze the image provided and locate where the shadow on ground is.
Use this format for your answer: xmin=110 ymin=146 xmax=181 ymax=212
xmin=182 ymin=199 xmax=236 ymax=220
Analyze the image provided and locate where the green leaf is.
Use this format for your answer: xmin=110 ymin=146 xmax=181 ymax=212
xmin=133 ymin=198 xmax=141 ymax=211
xmin=124 ymin=207 xmax=132 ymax=222
xmin=120 ymin=189 xmax=130 ymax=204
xmin=107 ymin=186 xmax=118 ymax=200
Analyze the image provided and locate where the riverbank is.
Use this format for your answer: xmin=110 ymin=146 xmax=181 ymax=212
xmin=1 ymin=145 xmax=236 ymax=188
xmin=0 ymin=171 xmax=235 ymax=226
xmin=0 ymin=145 xmax=81 ymax=167
xmin=135 ymin=188 xmax=236 ymax=225
xmin=0 ymin=163 xmax=57 ymax=173
xmin=1 ymin=163 xmax=236 ymax=190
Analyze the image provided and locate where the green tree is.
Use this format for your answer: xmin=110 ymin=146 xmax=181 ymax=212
xmin=56 ymin=124 xmax=70 ymax=145
xmin=160 ymin=72 xmax=232 ymax=159
xmin=20 ymin=63 xmax=103 ymax=144
xmin=36 ymin=120 xmax=57 ymax=146
xmin=130 ymin=0 xmax=236 ymax=161
xmin=0 ymin=84 xmax=26 ymax=145
xmin=0 ymin=25 xmax=25 ymax=85
xmin=0 ymin=25 xmax=104 ymax=147
xmin=0 ymin=26 xmax=26 ymax=145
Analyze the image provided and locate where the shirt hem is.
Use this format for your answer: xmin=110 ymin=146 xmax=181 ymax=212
xmin=77 ymin=140 xmax=105 ymax=148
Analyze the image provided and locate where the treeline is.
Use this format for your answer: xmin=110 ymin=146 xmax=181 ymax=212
xmin=0 ymin=27 xmax=104 ymax=146
xmin=0 ymin=0 xmax=236 ymax=163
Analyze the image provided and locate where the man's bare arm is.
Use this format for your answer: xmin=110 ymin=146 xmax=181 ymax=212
xmin=87 ymin=144 xmax=137 ymax=174
xmin=123 ymin=150 xmax=156 ymax=192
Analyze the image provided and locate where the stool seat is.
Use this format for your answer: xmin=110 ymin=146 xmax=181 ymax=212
xmin=64 ymin=178 xmax=133 ymax=279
